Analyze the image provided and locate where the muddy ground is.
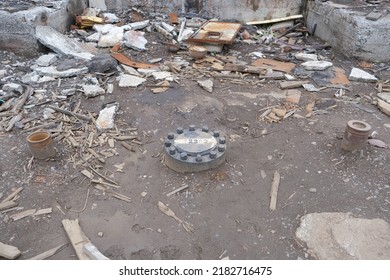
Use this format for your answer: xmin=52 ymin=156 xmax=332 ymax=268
xmin=1 ymin=16 xmax=390 ymax=260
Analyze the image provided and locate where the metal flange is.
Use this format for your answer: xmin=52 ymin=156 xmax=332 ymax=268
xmin=163 ymin=125 xmax=227 ymax=173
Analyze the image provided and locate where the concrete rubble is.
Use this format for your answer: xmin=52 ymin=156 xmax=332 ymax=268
xmin=296 ymin=212 xmax=390 ymax=260
xmin=82 ymin=84 xmax=105 ymax=97
xmin=349 ymin=67 xmax=378 ymax=82
xmin=118 ymin=74 xmax=146 ymax=87
xmin=123 ymin=30 xmax=148 ymax=51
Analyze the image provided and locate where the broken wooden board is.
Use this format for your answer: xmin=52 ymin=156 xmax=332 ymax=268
xmin=0 ymin=242 xmax=21 ymax=259
xmin=157 ymin=201 xmax=193 ymax=233
xmin=83 ymin=242 xmax=109 ymax=260
xmin=285 ymin=89 xmax=302 ymax=104
xmin=269 ymin=171 xmax=281 ymax=211
xmin=62 ymin=219 xmax=92 ymax=260
xmin=111 ymin=52 xmax=159 ymax=70
xmin=252 ymin=58 xmax=296 ymax=73
xmin=11 ymin=209 xmax=36 ymax=221
xmin=0 ymin=200 xmax=18 ymax=211
xmin=279 ymin=80 xmax=310 ymax=90
xmin=247 ymin=14 xmax=303 ymax=25
xmin=224 ymin=64 xmax=265 ymax=74
xmin=34 ymin=208 xmax=52 ymax=216
xmin=29 ymin=243 xmax=68 ymax=260
xmin=377 ymin=98 xmax=390 ymax=116
xmin=2 ymin=187 xmax=23 ymax=203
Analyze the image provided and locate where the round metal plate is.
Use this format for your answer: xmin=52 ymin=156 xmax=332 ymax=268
xmin=174 ymin=131 xmax=217 ymax=154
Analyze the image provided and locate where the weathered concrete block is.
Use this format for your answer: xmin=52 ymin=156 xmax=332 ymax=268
xmin=306 ymin=0 xmax=390 ymax=62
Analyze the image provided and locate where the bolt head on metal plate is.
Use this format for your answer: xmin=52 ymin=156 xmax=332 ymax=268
xmin=163 ymin=125 xmax=227 ymax=173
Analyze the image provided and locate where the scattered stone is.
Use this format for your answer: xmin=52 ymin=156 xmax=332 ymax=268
xmin=22 ymin=72 xmax=39 ymax=84
xmin=38 ymin=76 xmax=55 ymax=83
xmin=197 ymin=79 xmax=214 ymax=93
xmin=82 ymin=84 xmax=105 ymax=97
xmin=35 ymin=66 xmax=88 ymax=78
xmin=309 ymin=188 xmax=317 ymax=193
xmin=121 ymin=65 xmax=141 ymax=76
xmin=103 ymin=13 xmax=119 ymax=23
xmin=36 ymin=53 xmax=57 ymax=67
xmin=118 ymin=74 xmax=146 ymax=87
xmin=137 ymin=68 xmax=157 ymax=76
xmin=296 ymin=212 xmax=390 ymax=259
xmin=2 ymin=83 xmax=23 ymax=94
xmin=0 ymin=69 xmax=6 ymax=78
xmin=127 ymin=20 xmax=150 ymax=30
xmin=61 ymin=88 xmax=76 ymax=96
xmin=87 ymin=54 xmax=118 ymax=73
xmin=303 ymin=83 xmax=321 ymax=92
xmin=366 ymin=12 xmax=382 ymax=21
xmin=149 ymin=58 xmax=163 ymax=64
xmin=36 ymin=26 xmax=94 ymax=60
xmin=86 ymin=33 xmax=101 ymax=42
xmin=98 ymin=25 xmax=124 ymax=48
xmin=295 ymin=53 xmax=318 ymax=61
xmin=284 ymin=74 xmax=296 ymax=81
xmin=107 ymin=83 xmax=114 ymax=94
xmin=251 ymin=52 xmax=265 ymax=58
xmin=152 ymin=71 xmax=173 ymax=81
xmin=96 ymin=103 xmax=118 ymax=130
xmin=301 ymin=61 xmax=333 ymax=71
xmin=349 ymin=67 xmax=378 ymax=82
xmin=161 ymin=22 xmax=175 ymax=33
xmin=98 ymin=232 xmax=104 ymax=237
xmin=123 ymin=30 xmax=147 ymax=51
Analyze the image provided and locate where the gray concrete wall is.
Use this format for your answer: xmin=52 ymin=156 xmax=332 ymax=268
xmin=306 ymin=0 xmax=390 ymax=62
xmin=104 ymin=0 xmax=302 ymax=22
xmin=0 ymin=0 xmax=87 ymax=57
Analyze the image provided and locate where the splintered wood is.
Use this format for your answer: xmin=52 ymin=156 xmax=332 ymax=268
xmin=62 ymin=219 xmax=92 ymax=260
xmin=269 ymin=171 xmax=281 ymax=211
xmin=157 ymin=201 xmax=194 ymax=233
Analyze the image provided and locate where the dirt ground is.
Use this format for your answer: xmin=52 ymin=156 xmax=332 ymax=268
xmin=1 ymin=12 xmax=390 ymax=260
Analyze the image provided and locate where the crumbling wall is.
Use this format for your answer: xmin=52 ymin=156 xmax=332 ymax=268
xmin=0 ymin=0 xmax=87 ymax=57
xmin=104 ymin=0 xmax=302 ymax=22
xmin=306 ymin=0 xmax=390 ymax=62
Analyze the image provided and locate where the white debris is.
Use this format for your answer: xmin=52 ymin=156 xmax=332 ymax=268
xmin=123 ymin=30 xmax=147 ymax=51
xmin=250 ymin=52 xmax=265 ymax=58
xmin=302 ymin=84 xmax=321 ymax=92
xmin=137 ymin=68 xmax=157 ymax=76
xmin=2 ymin=83 xmax=23 ymax=94
xmin=103 ymin=13 xmax=119 ymax=23
xmin=301 ymin=61 xmax=333 ymax=71
xmin=107 ymin=83 xmax=114 ymax=94
xmin=0 ymin=69 xmax=7 ymax=78
xmin=152 ymin=71 xmax=173 ymax=81
xmin=35 ymin=66 xmax=88 ymax=78
xmin=378 ymin=92 xmax=390 ymax=103
xmin=284 ymin=74 xmax=296 ymax=81
xmin=89 ymin=0 xmax=107 ymax=11
xmin=36 ymin=26 xmax=94 ymax=60
xmin=118 ymin=74 xmax=146 ymax=87
xmin=178 ymin=28 xmax=194 ymax=42
xmin=295 ymin=53 xmax=318 ymax=61
xmin=98 ymin=25 xmax=124 ymax=48
xmin=349 ymin=67 xmax=378 ymax=82
xmin=126 ymin=20 xmax=150 ymax=30
xmin=161 ymin=22 xmax=175 ymax=33
xmin=197 ymin=79 xmax=214 ymax=93
xmin=82 ymin=84 xmax=105 ymax=97
xmin=121 ymin=65 xmax=141 ymax=76
xmin=36 ymin=53 xmax=57 ymax=67
xmin=86 ymin=33 xmax=101 ymax=42
xmin=96 ymin=103 xmax=118 ymax=130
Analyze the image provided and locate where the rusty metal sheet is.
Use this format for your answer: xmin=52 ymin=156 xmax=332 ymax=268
xmin=186 ymin=21 xmax=242 ymax=45
xmin=111 ymin=52 xmax=159 ymax=69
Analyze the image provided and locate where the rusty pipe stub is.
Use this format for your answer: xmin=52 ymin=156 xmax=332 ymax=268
xmin=341 ymin=120 xmax=371 ymax=151
xmin=163 ymin=125 xmax=227 ymax=173
xmin=27 ymin=131 xmax=56 ymax=159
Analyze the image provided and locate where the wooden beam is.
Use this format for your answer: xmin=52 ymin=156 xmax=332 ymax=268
xmin=0 ymin=242 xmax=21 ymax=259
xmin=29 ymin=243 xmax=68 ymax=260
xmin=0 ymin=201 xmax=18 ymax=211
xmin=269 ymin=171 xmax=281 ymax=211
xmin=247 ymin=15 xmax=303 ymax=25
xmin=62 ymin=219 xmax=91 ymax=260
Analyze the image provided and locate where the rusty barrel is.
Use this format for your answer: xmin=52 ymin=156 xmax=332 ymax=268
xmin=26 ymin=131 xmax=55 ymax=159
xmin=341 ymin=120 xmax=371 ymax=151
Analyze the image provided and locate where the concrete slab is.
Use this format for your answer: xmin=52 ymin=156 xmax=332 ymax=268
xmin=306 ymin=0 xmax=390 ymax=62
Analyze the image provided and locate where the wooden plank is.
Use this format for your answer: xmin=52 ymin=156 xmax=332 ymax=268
xmin=83 ymin=243 xmax=109 ymax=260
xmin=224 ymin=64 xmax=265 ymax=74
xmin=0 ymin=242 xmax=21 ymax=259
xmin=252 ymin=59 xmax=296 ymax=73
xmin=29 ymin=243 xmax=68 ymax=260
xmin=11 ymin=209 xmax=36 ymax=221
xmin=34 ymin=208 xmax=52 ymax=216
xmin=2 ymin=187 xmax=23 ymax=203
xmin=61 ymin=219 xmax=92 ymax=260
xmin=269 ymin=171 xmax=281 ymax=211
xmin=247 ymin=14 xmax=303 ymax=25
xmin=279 ymin=80 xmax=310 ymax=90
xmin=0 ymin=201 xmax=18 ymax=211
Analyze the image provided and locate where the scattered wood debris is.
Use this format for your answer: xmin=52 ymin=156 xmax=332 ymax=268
xmin=0 ymin=242 xmax=21 ymax=259
xmin=269 ymin=171 xmax=281 ymax=211
xmin=157 ymin=201 xmax=194 ymax=233
xmin=29 ymin=243 xmax=68 ymax=260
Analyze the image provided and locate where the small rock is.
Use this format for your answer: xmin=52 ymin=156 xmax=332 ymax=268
xmin=96 ymin=103 xmax=118 ymax=130
xmin=123 ymin=30 xmax=147 ymax=51
xmin=309 ymin=188 xmax=317 ymax=193
xmin=295 ymin=53 xmax=318 ymax=61
xmin=149 ymin=58 xmax=163 ymax=64
xmin=126 ymin=20 xmax=150 ymax=30
xmin=98 ymin=25 xmax=124 ymax=48
xmin=118 ymin=74 xmax=146 ymax=87
xmin=107 ymin=83 xmax=114 ymax=94
xmin=152 ymin=71 xmax=173 ymax=81
xmin=103 ymin=13 xmax=119 ymax=23
xmin=301 ymin=61 xmax=333 ymax=71
xmin=35 ymin=66 xmax=88 ymax=78
xmin=21 ymin=72 xmax=39 ymax=84
xmin=36 ymin=53 xmax=57 ymax=67
xmin=303 ymin=83 xmax=321 ymax=92
xmin=82 ymin=84 xmax=105 ymax=97
xmin=137 ymin=68 xmax=157 ymax=76
xmin=0 ymin=69 xmax=6 ymax=78
xmin=2 ymin=83 xmax=23 ymax=94
xmin=87 ymin=54 xmax=118 ymax=73
xmin=349 ymin=67 xmax=377 ymax=82
xmin=384 ymin=124 xmax=390 ymax=129
xmin=284 ymin=74 xmax=296 ymax=81
xmin=197 ymin=79 xmax=213 ymax=93
xmin=86 ymin=32 xmax=101 ymax=42
xmin=121 ymin=65 xmax=141 ymax=76
xmin=97 ymin=232 xmax=104 ymax=237
xmin=61 ymin=88 xmax=76 ymax=96
xmin=378 ymin=92 xmax=390 ymax=103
